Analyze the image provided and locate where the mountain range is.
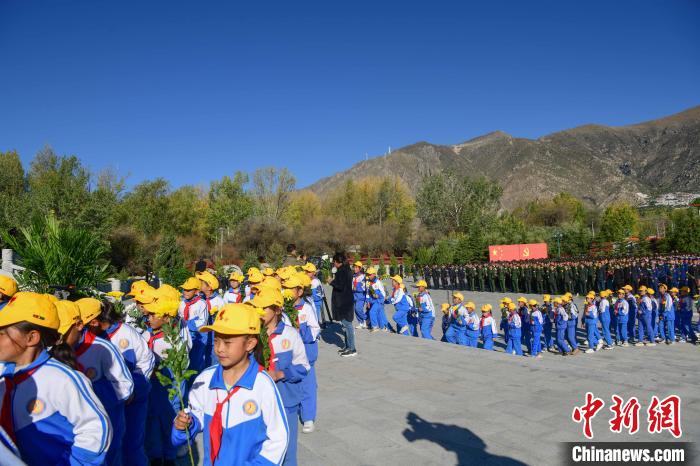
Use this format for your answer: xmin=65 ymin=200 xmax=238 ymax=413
xmin=307 ymin=105 xmax=700 ymax=209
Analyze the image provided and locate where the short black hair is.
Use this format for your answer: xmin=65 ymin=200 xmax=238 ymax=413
xmin=286 ymin=244 xmax=297 ymax=253
xmin=332 ymin=252 xmax=346 ymax=264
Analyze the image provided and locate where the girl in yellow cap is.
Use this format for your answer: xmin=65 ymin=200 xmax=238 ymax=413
xmin=529 ymin=300 xmax=543 ymax=358
xmin=505 ymin=302 xmax=523 ymax=356
xmin=444 ymin=294 xmax=467 ymax=346
xmin=479 ymin=304 xmax=497 ymax=350
xmin=1 ymin=293 xmax=111 ymax=466
xmin=197 ymin=271 xmax=225 ymax=367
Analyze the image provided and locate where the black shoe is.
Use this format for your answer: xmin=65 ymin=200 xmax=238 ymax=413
xmin=340 ymin=349 xmax=357 ymax=357
xmin=337 ymin=347 xmax=347 ymax=353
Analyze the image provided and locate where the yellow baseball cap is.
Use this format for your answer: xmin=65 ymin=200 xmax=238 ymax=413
xmin=502 ymin=297 xmax=513 ymax=304
xmin=143 ymin=298 xmax=179 ymax=317
xmin=517 ymin=297 xmax=527 ymax=303
xmin=542 ymin=294 xmax=551 ymax=302
xmin=453 ymin=292 xmax=464 ymax=302
xmin=132 ymin=285 xmax=157 ymax=304
xmin=441 ymin=303 xmax=450 ymax=312
xmin=528 ymin=299 xmax=538 ymax=306
xmin=507 ymin=302 xmax=517 ymax=310
xmin=415 ymin=280 xmax=427 ymax=288
xmin=481 ymin=304 xmax=492 ymax=312
xmin=617 ymin=289 xmax=625 ymax=294
xmin=228 ymin=272 xmax=244 ymax=283
xmin=301 ymin=263 xmax=317 ymax=273
xmin=181 ymin=277 xmax=201 ymax=291
xmin=638 ymin=285 xmax=647 ymax=292
xmin=251 ymin=286 xmax=284 ymax=309
xmin=282 ymin=274 xmax=304 ymax=289
xmin=247 ymin=266 xmax=261 ymax=275
xmin=262 ymin=267 xmax=275 ymax=276
xmin=366 ymin=267 xmax=377 ymax=275
xmin=648 ymin=289 xmax=655 ymax=295
xmin=196 ymin=271 xmax=219 ymax=290
xmin=586 ymin=292 xmax=596 ymax=299
xmin=390 ymin=275 xmax=403 ymax=284
xmin=623 ymin=285 xmax=633 ymax=291
xmin=126 ymin=280 xmax=149 ymax=297
xmin=200 ymin=302 xmax=263 ymax=335
xmin=0 ymin=292 xmax=60 ymax=330
xmin=552 ymin=297 xmax=562 ymax=304
xmin=0 ymin=275 xmax=18 ymax=297
xmin=658 ymin=283 xmax=668 ymax=290
xmin=247 ymin=269 xmax=264 ymax=284
xmin=670 ymin=287 xmax=679 ymax=293
xmin=465 ymin=301 xmax=475 ymax=309
xmin=158 ymin=284 xmax=181 ymax=301
xmin=76 ymin=298 xmax=102 ymax=323
xmin=353 ymin=261 xmax=363 ymax=268
xmin=261 ymin=276 xmax=282 ymax=290
xmin=55 ymin=300 xmax=81 ymax=335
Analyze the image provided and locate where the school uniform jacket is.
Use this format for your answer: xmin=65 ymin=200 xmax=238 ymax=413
xmin=479 ymin=314 xmax=498 ymax=336
xmin=352 ymin=273 xmax=366 ymax=303
xmin=386 ymin=288 xmax=410 ymax=313
xmin=366 ymin=278 xmax=386 ymax=305
xmin=267 ymin=321 xmax=310 ymax=408
xmin=103 ymin=322 xmax=155 ymax=401
xmin=296 ymin=299 xmax=320 ymax=365
xmin=310 ymin=277 xmax=324 ymax=312
xmin=614 ymin=298 xmax=629 ymax=317
xmin=417 ymin=292 xmax=435 ymax=317
xmin=223 ymin=287 xmax=244 ymax=304
xmin=0 ymin=351 xmax=112 ymax=466
xmin=171 ymin=354 xmax=288 ymax=466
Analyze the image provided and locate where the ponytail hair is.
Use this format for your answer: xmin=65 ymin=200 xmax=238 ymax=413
xmin=96 ymin=298 xmax=123 ymax=325
xmin=12 ymin=322 xmax=79 ymax=370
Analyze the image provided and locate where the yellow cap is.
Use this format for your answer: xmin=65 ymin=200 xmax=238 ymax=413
xmin=132 ymin=285 xmax=158 ymax=304
xmin=55 ymin=300 xmax=81 ymax=335
xmin=0 ymin=275 xmax=18 ymax=297
xmin=366 ymin=267 xmax=377 ymax=275
xmin=542 ymin=294 xmax=551 ymax=302
xmin=453 ymin=292 xmax=464 ymax=302
xmin=517 ymin=297 xmax=527 ymax=303
xmin=301 ymin=263 xmax=317 ymax=273
xmin=670 ymin=287 xmax=679 ymax=293
xmin=507 ymin=302 xmax=516 ymax=310
xmin=561 ymin=295 xmax=571 ymax=303
xmin=564 ymin=292 xmax=573 ymax=298
xmin=638 ymin=285 xmax=647 ymax=292
xmin=247 ymin=266 xmax=260 ymax=274
xmin=262 ymin=267 xmax=275 ymax=276
xmin=181 ymin=277 xmax=201 ymax=291
xmin=441 ymin=303 xmax=450 ymax=313
xmin=658 ymin=283 xmax=668 ymax=290
xmin=199 ymin=302 xmax=263 ymax=335
xmin=623 ymin=285 xmax=633 ymax=291
xmin=251 ymin=286 xmax=284 ymax=309
xmin=415 ymin=280 xmax=427 ymax=288
xmin=465 ymin=301 xmax=475 ymax=310
xmin=617 ymin=289 xmax=625 ymax=294
xmin=261 ymin=276 xmax=282 ymax=290
xmin=106 ymin=291 xmax=124 ymax=300
xmin=196 ymin=271 xmax=219 ymax=290
xmin=680 ymin=286 xmax=690 ymax=292
xmin=297 ymin=272 xmax=312 ymax=288
xmin=647 ymin=289 xmax=655 ymax=295
xmin=481 ymin=304 xmax=492 ymax=312
xmin=248 ymin=269 xmax=264 ymax=284
xmin=76 ymin=298 xmax=102 ymax=323
xmin=126 ymin=280 xmax=149 ymax=297
xmin=282 ymin=275 xmax=304 ymax=289
xmin=228 ymin=272 xmax=244 ymax=283
xmin=353 ymin=261 xmax=363 ymax=268
xmin=158 ymin=284 xmax=181 ymax=301
xmin=586 ymin=292 xmax=596 ymax=299
xmin=528 ymin=299 xmax=538 ymax=306
xmin=552 ymin=297 xmax=562 ymax=304
xmin=143 ymin=298 xmax=179 ymax=317
xmin=0 ymin=292 xmax=60 ymax=330
xmin=503 ymin=297 xmax=513 ymax=304
xmin=390 ymin=275 xmax=403 ymax=284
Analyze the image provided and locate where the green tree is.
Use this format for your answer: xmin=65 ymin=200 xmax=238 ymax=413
xmin=600 ymin=202 xmax=639 ymax=242
xmin=154 ymin=234 xmax=190 ymax=286
xmin=120 ymin=179 xmax=171 ymax=237
xmin=252 ymin=167 xmax=296 ymax=221
xmin=665 ymin=208 xmax=700 ymax=253
xmin=0 ymin=150 xmax=28 ymax=236
xmin=207 ymin=172 xmax=253 ymax=241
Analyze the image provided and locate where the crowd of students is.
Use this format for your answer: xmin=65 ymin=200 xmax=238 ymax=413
xmin=0 ymin=263 xmax=323 ymax=466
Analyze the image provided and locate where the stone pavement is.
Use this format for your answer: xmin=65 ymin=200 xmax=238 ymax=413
xmin=180 ymin=287 xmax=699 ymax=465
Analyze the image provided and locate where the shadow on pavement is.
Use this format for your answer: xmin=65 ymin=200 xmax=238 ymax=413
xmin=320 ymin=322 xmax=346 ymax=349
xmin=402 ymin=412 xmax=527 ymax=466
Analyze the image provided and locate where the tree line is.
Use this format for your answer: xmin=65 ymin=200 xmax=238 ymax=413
xmin=1 ymin=147 xmax=698 ymax=277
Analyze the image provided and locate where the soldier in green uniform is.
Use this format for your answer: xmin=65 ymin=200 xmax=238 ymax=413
xmin=524 ymin=265 xmax=532 ymax=294
xmin=467 ymin=265 xmax=475 ymax=291
xmin=535 ymin=265 xmax=544 ymax=294
xmin=487 ymin=265 xmax=496 ymax=292
xmin=511 ymin=264 xmax=520 ymax=293
xmin=498 ymin=264 xmax=506 ymax=293
xmin=477 ymin=265 xmax=486 ymax=292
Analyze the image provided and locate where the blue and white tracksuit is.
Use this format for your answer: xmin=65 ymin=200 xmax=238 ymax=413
xmin=555 ymin=305 xmax=572 ymax=354
xmin=519 ymin=306 xmax=531 ymax=354
xmin=366 ymin=278 xmax=388 ymax=330
xmin=352 ymin=273 xmax=367 ymax=326
xmin=658 ymin=292 xmax=675 ymax=342
xmin=386 ymin=287 xmax=411 ymax=335
xmin=103 ymin=322 xmax=155 ymax=466
xmin=172 ymin=354 xmax=289 ymax=466
xmin=178 ymin=294 xmax=209 ymax=374
xmin=597 ymin=298 xmax=612 ymax=346
xmin=479 ymin=313 xmax=498 ymax=350
xmin=74 ymin=330 xmax=134 ymax=466
xmin=416 ymin=291 xmax=435 ymax=339
xmin=406 ymin=293 xmax=419 ymax=337
xmin=445 ymin=304 xmax=467 ymax=346
xmin=464 ymin=311 xmax=480 ymax=347
xmin=583 ymin=303 xmax=599 ymax=350
xmin=626 ymin=293 xmax=637 ymax=342
xmin=651 ymin=297 xmax=660 ymax=339
xmin=614 ymin=298 xmax=629 ymax=343
xmin=310 ymin=277 xmax=324 ymax=322
xmin=638 ymin=295 xmax=655 ymax=343
xmin=223 ymin=286 xmax=244 ymax=304
xmin=0 ymin=351 xmax=112 ymax=466
xmin=566 ymin=303 xmax=579 ymax=350
xmin=296 ymin=299 xmax=320 ymax=424
xmin=267 ymin=321 xmax=310 ymax=466
xmin=146 ymin=321 xmax=192 ymax=461
xmin=679 ymin=295 xmax=697 ymax=343
xmin=202 ymin=292 xmax=226 ymax=367
xmin=530 ymin=309 xmax=543 ymax=356
xmin=542 ymin=303 xmax=555 ymax=350
xmin=506 ymin=312 xmax=523 ymax=355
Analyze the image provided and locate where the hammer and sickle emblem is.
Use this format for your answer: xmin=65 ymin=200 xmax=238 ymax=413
xmin=522 ymin=247 xmax=530 ymax=257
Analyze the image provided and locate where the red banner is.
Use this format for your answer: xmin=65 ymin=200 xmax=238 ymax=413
xmin=488 ymin=243 xmax=548 ymax=262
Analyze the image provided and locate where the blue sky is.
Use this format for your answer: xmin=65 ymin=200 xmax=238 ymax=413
xmin=1 ymin=1 xmax=699 ymax=190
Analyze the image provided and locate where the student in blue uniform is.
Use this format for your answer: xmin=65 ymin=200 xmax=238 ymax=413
xmin=0 ymin=275 xmax=18 ymax=311
xmin=553 ymin=297 xmax=572 ymax=356
xmin=414 ymin=280 xmax=435 ymax=339
xmin=198 ymin=271 xmax=226 ymax=367
xmin=444 ymin=294 xmax=467 ymax=345
xmin=464 ymin=303 xmax=480 ymax=348
xmin=516 ymin=297 xmax=531 ymax=354
xmin=529 ymin=299 xmax=543 ymax=358
xmin=541 ymin=295 xmax=555 ymax=353
xmin=385 ymin=276 xmax=411 ymax=336
xmin=179 ymin=276 xmax=209 ymax=376
xmin=302 ymin=263 xmax=325 ymax=323
xmin=624 ymin=286 xmax=637 ymax=344
xmin=351 ymin=262 xmax=367 ymax=330
xmin=657 ymin=284 xmax=675 ymax=344
xmin=505 ymin=302 xmax=523 ymax=356
xmin=253 ymin=286 xmax=309 ymax=466
xmin=479 ymin=304 xmax=497 ymax=350
xmin=648 ymin=288 xmax=660 ymax=342
xmin=282 ymin=274 xmax=320 ymax=435
xmin=71 ymin=298 xmax=134 ymax=466
xmin=562 ymin=295 xmax=579 ymax=354
xmin=1 ymin=293 xmax=112 ymax=466
xmin=499 ymin=298 xmax=511 ymax=347
xmin=613 ymin=289 xmax=629 ymax=346
xmin=365 ymin=267 xmax=388 ymax=332
xmin=670 ymin=287 xmax=681 ymax=340
xmin=583 ymin=292 xmax=600 ymax=354
xmin=440 ymin=303 xmax=450 ymax=342
xmin=172 ymin=301 xmax=289 ymax=466
xmin=597 ymin=290 xmax=614 ymax=350
xmin=679 ymin=287 xmax=698 ymax=344
xmin=223 ymin=272 xmax=245 ymax=304
xmin=635 ymin=286 xmax=656 ymax=347
xmin=85 ymin=298 xmax=155 ymax=466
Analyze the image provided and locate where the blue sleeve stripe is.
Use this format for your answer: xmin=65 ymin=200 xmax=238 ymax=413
xmin=96 ymin=340 xmax=134 ymax=397
xmin=260 ymin=371 xmax=289 ymax=465
xmin=45 ymin=360 xmax=110 ymax=452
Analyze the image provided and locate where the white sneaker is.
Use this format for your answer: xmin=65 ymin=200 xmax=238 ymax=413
xmin=302 ymin=421 xmax=315 ymax=434
xmin=596 ymin=341 xmax=604 ymax=350
xmin=622 ymin=342 xmax=629 ymax=347
xmin=634 ymin=342 xmax=644 ymax=347
xmin=646 ymin=342 xmax=656 ymax=347
xmin=584 ymin=348 xmax=594 ymax=354
xmin=381 ymin=328 xmax=389 ymax=333
xmin=370 ymin=328 xmax=380 ymax=333
xmin=355 ymin=324 xmax=364 ymax=329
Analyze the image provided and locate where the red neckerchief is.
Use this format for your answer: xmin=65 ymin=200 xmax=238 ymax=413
xmin=1 ymin=367 xmax=39 ymax=442
xmin=507 ymin=311 xmax=516 ymax=323
xmin=75 ymin=329 xmax=97 ymax=358
xmin=148 ymin=331 xmax=164 ymax=350
xmin=209 ymin=364 xmax=263 ymax=465
xmin=229 ymin=288 xmax=243 ymax=303
xmin=267 ymin=333 xmax=279 ymax=372
xmin=480 ymin=312 xmax=491 ymax=329
xmin=107 ymin=322 xmax=122 ymax=340
xmin=352 ymin=274 xmax=361 ymax=289
xmin=183 ymin=295 xmax=202 ymax=321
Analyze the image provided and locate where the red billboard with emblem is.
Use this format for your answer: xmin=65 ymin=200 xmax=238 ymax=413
xmin=488 ymin=243 xmax=548 ymax=262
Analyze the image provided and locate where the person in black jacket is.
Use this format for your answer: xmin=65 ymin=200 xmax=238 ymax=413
xmin=330 ymin=251 xmax=357 ymax=357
